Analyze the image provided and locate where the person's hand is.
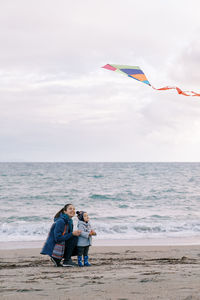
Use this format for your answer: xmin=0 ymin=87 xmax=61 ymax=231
xmin=90 ymin=230 xmax=96 ymax=236
xmin=72 ymin=230 xmax=81 ymax=236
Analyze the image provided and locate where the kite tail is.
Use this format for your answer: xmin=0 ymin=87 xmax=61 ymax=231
xmin=151 ymin=86 xmax=200 ymax=97
xmin=191 ymin=91 xmax=200 ymax=97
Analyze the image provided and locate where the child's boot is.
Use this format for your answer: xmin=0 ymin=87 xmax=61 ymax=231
xmin=78 ymin=256 xmax=83 ymax=267
xmin=84 ymin=255 xmax=91 ymax=266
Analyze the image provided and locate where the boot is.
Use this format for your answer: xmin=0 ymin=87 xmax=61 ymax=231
xmin=78 ymin=256 xmax=83 ymax=267
xmin=84 ymin=255 xmax=91 ymax=266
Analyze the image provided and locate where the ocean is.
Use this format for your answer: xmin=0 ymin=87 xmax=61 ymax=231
xmin=0 ymin=162 xmax=200 ymax=245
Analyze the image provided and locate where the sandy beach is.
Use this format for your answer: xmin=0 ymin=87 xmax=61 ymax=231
xmin=0 ymin=244 xmax=200 ymax=300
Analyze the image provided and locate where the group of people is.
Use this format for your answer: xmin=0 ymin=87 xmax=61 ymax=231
xmin=41 ymin=203 xmax=96 ymax=267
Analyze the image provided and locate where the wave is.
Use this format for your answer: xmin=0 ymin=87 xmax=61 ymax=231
xmin=89 ymin=194 xmax=112 ymax=200
xmin=93 ymin=175 xmax=104 ymax=178
xmin=1 ymin=218 xmax=200 ymax=242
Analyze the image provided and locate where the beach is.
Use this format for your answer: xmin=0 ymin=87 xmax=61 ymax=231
xmin=1 ymin=163 xmax=200 ymax=299
xmin=1 ymin=244 xmax=200 ymax=300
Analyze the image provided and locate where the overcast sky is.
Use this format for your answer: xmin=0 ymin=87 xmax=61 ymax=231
xmin=1 ymin=0 xmax=200 ymax=162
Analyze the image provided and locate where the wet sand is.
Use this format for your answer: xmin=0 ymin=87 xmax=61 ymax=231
xmin=0 ymin=245 xmax=200 ymax=300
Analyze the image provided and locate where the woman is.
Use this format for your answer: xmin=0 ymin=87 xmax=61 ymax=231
xmin=41 ymin=203 xmax=81 ymax=267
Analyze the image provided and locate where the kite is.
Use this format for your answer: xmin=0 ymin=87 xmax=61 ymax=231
xmin=102 ymin=64 xmax=200 ymax=97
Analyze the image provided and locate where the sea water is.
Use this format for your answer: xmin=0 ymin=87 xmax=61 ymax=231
xmin=0 ymin=162 xmax=200 ymax=244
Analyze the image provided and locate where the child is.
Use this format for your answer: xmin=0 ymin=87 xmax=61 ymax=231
xmin=76 ymin=211 xmax=96 ymax=267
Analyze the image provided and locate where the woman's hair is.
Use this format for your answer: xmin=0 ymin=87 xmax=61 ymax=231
xmin=54 ymin=203 xmax=73 ymax=219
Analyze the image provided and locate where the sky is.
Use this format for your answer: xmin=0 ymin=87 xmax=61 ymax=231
xmin=0 ymin=0 xmax=200 ymax=162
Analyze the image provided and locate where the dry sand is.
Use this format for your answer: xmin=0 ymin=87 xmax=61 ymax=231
xmin=0 ymin=245 xmax=200 ymax=300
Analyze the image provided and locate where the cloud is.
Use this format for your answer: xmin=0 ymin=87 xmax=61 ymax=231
xmin=168 ymin=38 xmax=200 ymax=89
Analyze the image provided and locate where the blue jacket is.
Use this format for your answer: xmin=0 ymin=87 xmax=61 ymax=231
xmin=40 ymin=213 xmax=73 ymax=257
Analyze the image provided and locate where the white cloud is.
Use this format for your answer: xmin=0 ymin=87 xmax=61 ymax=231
xmin=168 ymin=38 xmax=200 ymax=89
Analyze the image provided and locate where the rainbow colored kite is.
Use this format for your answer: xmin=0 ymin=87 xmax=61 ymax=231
xmin=102 ymin=64 xmax=200 ymax=97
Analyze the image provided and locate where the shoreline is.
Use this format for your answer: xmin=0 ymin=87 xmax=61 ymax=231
xmin=0 ymin=236 xmax=200 ymax=250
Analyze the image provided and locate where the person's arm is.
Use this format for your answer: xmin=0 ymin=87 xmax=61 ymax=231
xmin=78 ymin=222 xmax=90 ymax=239
xmin=72 ymin=230 xmax=81 ymax=236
